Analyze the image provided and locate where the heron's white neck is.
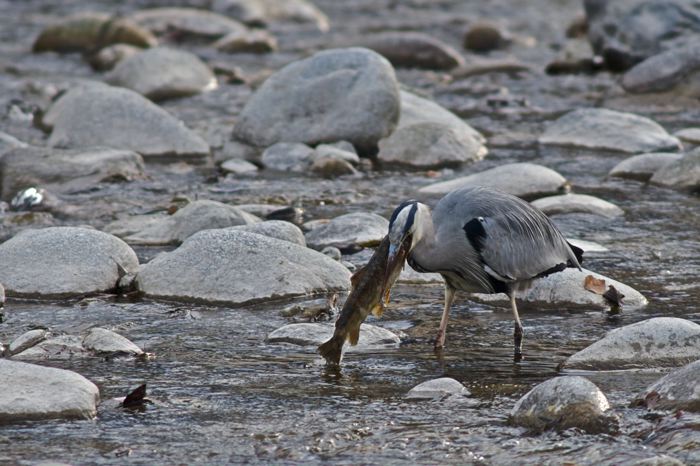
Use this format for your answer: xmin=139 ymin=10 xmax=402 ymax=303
xmin=408 ymin=207 xmax=442 ymax=272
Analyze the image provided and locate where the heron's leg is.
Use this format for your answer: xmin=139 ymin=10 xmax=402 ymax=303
xmin=435 ymin=285 xmax=456 ymax=349
xmin=510 ymin=294 xmax=524 ymax=361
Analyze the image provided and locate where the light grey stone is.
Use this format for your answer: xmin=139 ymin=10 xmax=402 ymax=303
xmin=213 ymin=29 xmax=277 ymax=54
xmin=358 ymin=32 xmax=465 ymax=70
xmin=472 ymin=268 xmax=647 ymax=310
xmin=305 ymin=212 xmax=389 ymax=249
xmin=674 ymin=128 xmax=700 ymax=144
xmin=378 ymin=122 xmax=487 ymax=169
xmin=0 ymin=131 xmax=28 ymax=157
xmin=8 ymin=329 xmax=49 ymax=356
xmin=406 ymin=377 xmax=469 ymax=400
xmin=82 ymin=328 xmax=143 ymax=356
xmin=398 ymin=266 xmax=443 ymax=284
xmin=89 ymin=43 xmax=141 ymax=71
xmin=0 ymin=146 xmax=145 ymax=200
xmin=221 ymin=158 xmax=259 ymax=174
xmin=0 ymin=227 xmax=139 ymax=298
xmin=419 ymin=163 xmax=568 ymax=200
xmin=0 ymin=359 xmax=99 ymax=422
xmin=539 ymin=108 xmax=681 ymax=153
xmin=226 ymin=220 xmax=306 ymax=246
xmin=511 ymin=376 xmax=616 ymax=433
xmin=313 ymin=144 xmax=360 ymax=165
xmin=10 ymin=335 xmax=89 ymax=360
xmin=310 ymin=157 xmax=357 ymax=178
xmin=233 ymin=48 xmax=400 ymax=155
xmin=531 ymin=194 xmax=624 ymax=218
xmin=129 ymin=7 xmax=247 ymax=40
xmin=266 ymin=322 xmax=399 ymax=349
xmin=563 ymin=317 xmax=700 ymax=371
xmin=650 ymin=149 xmax=700 ymax=191
xmin=609 ymin=152 xmax=683 ymax=181
xmin=212 ymin=0 xmax=329 ymax=31
xmin=106 ymin=47 xmax=217 ymax=101
xmin=622 ymin=41 xmax=700 ymax=96
xmin=136 ymin=229 xmax=351 ymax=305
xmin=43 ymin=84 xmax=210 ymax=162
xmin=634 ymin=359 xmax=700 ymax=412
xmin=106 ymin=200 xmax=260 ymax=245
xmin=321 ymin=246 xmax=342 ymax=261
xmin=261 ymin=142 xmax=315 ymax=172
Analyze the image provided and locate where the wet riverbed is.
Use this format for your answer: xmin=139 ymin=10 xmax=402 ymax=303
xmin=1 ymin=0 xmax=699 ymax=464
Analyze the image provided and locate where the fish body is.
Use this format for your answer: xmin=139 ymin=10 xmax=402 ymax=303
xmin=317 ymin=235 xmax=408 ymax=365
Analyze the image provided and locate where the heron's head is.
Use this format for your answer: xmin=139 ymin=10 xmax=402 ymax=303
xmin=387 ymin=200 xmax=429 ymax=261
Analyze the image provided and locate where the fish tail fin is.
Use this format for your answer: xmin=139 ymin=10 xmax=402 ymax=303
xmin=318 ymin=335 xmax=345 ymax=366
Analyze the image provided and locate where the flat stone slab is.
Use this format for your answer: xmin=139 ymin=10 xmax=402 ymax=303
xmin=539 ymin=108 xmax=681 ymax=153
xmin=511 ymin=376 xmax=617 ymax=433
xmin=12 ymin=335 xmax=88 ymax=360
xmin=43 ymin=84 xmax=210 ymax=162
xmin=266 ymin=322 xmax=400 ymax=349
xmin=531 ymin=194 xmax=624 ymax=218
xmin=609 ymin=152 xmax=684 ymax=182
xmin=406 ymin=377 xmax=470 ymax=400
xmin=633 ymin=359 xmax=700 ymax=412
xmin=305 ymin=212 xmax=389 ymax=249
xmin=0 ymin=359 xmax=99 ymax=422
xmin=357 ymin=32 xmax=464 ymax=70
xmin=419 ymin=163 xmax=568 ymax=200
xmin=562 ymin=317 xmax=700 ymax=371
xmin=0 ymin=227 xmax=139 ymax=298
xmin=649 ymin=149 xmax=700 ymax=191
xmin=82 ymin=328 xmax=143 ymax=356
xmin=136 ymin=229 xmax=351 ymax=305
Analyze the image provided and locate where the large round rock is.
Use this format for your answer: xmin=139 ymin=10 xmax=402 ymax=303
xmin=563 ymin=317 xmax=700 ymax=371
xmin=232 ymin=48 xmax=400 ymax=155
xmin=136 ymin=229 xmax=351 ymax=305
xmin=633 ymin=359 xmax=700 ymax=412
xmin=305 ymin=212 xmax=389 ymax=249
xmin=511 ymin=376 xmax=617 ymax=433
xmin=0 ymin=227 xmax=139 ymax=298
xmin=0 ymin=359 xmax=99 ymax=422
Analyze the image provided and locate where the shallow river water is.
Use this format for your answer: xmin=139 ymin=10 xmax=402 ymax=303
xmin=1 ymin=0 xmax=699 ymax=465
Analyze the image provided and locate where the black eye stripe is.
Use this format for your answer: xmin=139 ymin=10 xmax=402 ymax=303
xmin=389 ymin=199 xmax=418 ymax=229
xmin=403 ymin=202 xmax=418 ymax=236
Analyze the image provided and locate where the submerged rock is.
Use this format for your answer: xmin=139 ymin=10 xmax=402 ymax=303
xmin=136 ymin=229 xmax=350 ymax=305
xmin=82 ymin=328 xmax=143 ymax=356
xmin=233 ymin=48 xmax=400 ymax=155
xmin=106 ymin=200 xmax=260 ymax=245
xmin=221 ymin=158 xmax=258 ymax=175
xmin=633 ymin=359 xmax=700 ymax=412
xmin=266 ymin=322 xmax=399 ymax=348
xmin=420 ymin=163 xmax=568 ymax=200
xmin=0 ymin=146 xmax=145 ymax=200
xmin=608 ymin=152 xmax=683 ymax=182
xmin=0 ymin=359 xmax=99 ymax=422
xmin=405 ymin=378 xmax=470 ymax=400
xmin=226 ymin=220 xmax=306 ymax=246
xmin=212 ymin=0 xmax=329 ymax=31
xmin=539 ymin=108 xmax=681 ymax=153
xmin=358 ymin=32 xmax=464 ymax=70
xmin=378 ymin=122 xmax=486 ymax=169
xmin=305 ymin=212 xmax=389 ymax=250
xmin=129 ymin=7 xmax=246 ymax=41
xmin=511 ymin=376 xmax=617 ymax=433
xmin=8 ymin=329 xmax=49 ymax=356
xmin=261 ymin=143 xmax=315 ymax=172
xmin=0 ymin=227 xmax=139 ymax=298
xmin=11 ymin=335 xmax=88 ymax=360
xmin=43 ymin=84 xmax=210 ymax=162
xmin=622 ymin=42 xmax=700 ymax=96
xmin=33 ymin=12 xmax=157 ymax=53
xmin=563 ymin=318 xmax=700 ymax=371
xmin=106 ymin=47 xmax=217 ymax=101
xmin=649 ymin=149 xmax=700 ymax=191
xmin=531 ymin=194 xmax=623 ymax=218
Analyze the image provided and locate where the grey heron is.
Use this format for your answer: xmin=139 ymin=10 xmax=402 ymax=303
xmin=387 ymin=186 xmax=583 ymax=359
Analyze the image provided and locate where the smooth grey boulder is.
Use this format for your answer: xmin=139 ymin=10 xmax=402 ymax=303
xmin=129 ymin=7 xmax=247 ymax=40
xmin=82 ymin=328 xmax=143 ymax=356
xmin=212 ymin=0 xmax=329 ymax=31
xmin=609 ymin=152 xmax=684 ymax=181
xmin=226 ymin=220 xmax=306 ymax=246
xmin=313 ymin=144 xmax=360 ymax=165
xmin=233 ymin=48 xmax=401 ymax=155
xmin=221 ymin=158 xmax=258 ymax=175
xmin=0 ymin=359 xmax=99 ymax=422
xmin=8 ymin=329 xmax=49 ymax=356
xmin=89 ymin=43 xmax=141 ymax=71
xmin=266 ymin=322 xmax=399 ymax=349
xmin=261 ymin=142 xmax=315 ymax=172
xmin=584 ymin=0 xmax=700 ymax=71
xmin=11 ymin=335 xmax=88 ymax=360
xmin=378 ymin=122 xmax=487 ymax=169
xmin=539 ymin=108 xmax=681 ymax=153
xmin=405 ymin=378 xmax=470 ymax=400
xmin=563 ymin=318 xmax=700 ymax=371
xmin=358 ymin=32 xmax=465 ymax=70
xmin=634 ymin=359 xmax=700 ymax=412
xmin=650 ymin=149 xmax=700 ymax=191
xmin=622 ymin=42 xmax=700 ymax=96
xmin=105 ymin=200 xmax=260 ymax=245
xmin=674 ymin=128 xmax=700 ymax=144
xmin=0 ymin=227 xmax=139 ymax=298
xmin=473 ymin=268 xmax=647 ymax=310
xmin=305 ymin=212 xmax=389 ymax=249
xmin=136 ymin=229 xmax=351 ymax=305
xmin=0 ymin=146 xmax=145 ymax=200
xmin=531 ymin=194 xmax=624 ymax=218
xmin=43 ymin=84 xmax=210 ymax=162
xmin=419 ymin=163 xmax=568 ymax=200
xmin=106 ymin=47 xmax=217 ymax=101
xmin=511 ymin=376 xmax=616 ymax=433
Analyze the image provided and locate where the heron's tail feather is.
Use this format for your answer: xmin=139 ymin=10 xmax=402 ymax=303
xmin=318 ymin=334 xmax=345 ymax=366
